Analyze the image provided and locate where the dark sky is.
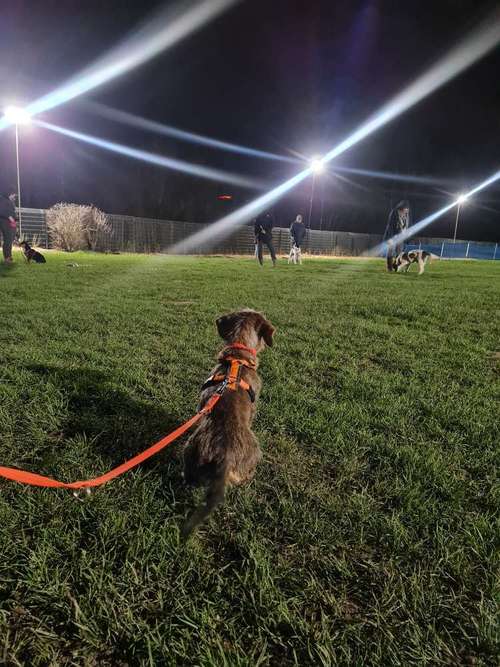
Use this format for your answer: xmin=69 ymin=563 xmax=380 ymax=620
xmin=1 ymin=0 xmax=499 ymax=240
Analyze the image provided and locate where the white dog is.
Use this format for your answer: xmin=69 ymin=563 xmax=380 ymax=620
xmin=395 ymin=250 xmax=435 ymax=275
xmin=288 ymin=243 xmax=302 ymax=265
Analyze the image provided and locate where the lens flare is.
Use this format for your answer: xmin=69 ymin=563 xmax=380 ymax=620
xmin=36 ymin=120 xmax=268 ymax=190
xmin=332 ymin=165 xmax=456 ymax=188
xmin=168 ymin=170 xmax=310 ymax=253
xmin=4 ymin=106 xmax=31 ymax=125
xmin=168 ymin=9 xmax=500 ymax=254
xmin=323 ymin=12 xmax=500 ymax=165
xmin=310 ymin=157 xmax=325 ymax=174
xmin=84 ymin=101 xmax=298 ymax=164
xmin=0 ymin=0 xmax=240 ymax=132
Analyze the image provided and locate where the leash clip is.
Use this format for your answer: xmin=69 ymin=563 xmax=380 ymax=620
xmin=215 ymin=378 xmax=229 ymax=395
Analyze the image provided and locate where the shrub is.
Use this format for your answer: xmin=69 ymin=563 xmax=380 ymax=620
xmin=47 ymin=203 xmax=110 ymax=251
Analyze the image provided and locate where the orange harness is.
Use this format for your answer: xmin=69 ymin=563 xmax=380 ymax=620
xmin=202 ymin=344 xmax=257 ymax=402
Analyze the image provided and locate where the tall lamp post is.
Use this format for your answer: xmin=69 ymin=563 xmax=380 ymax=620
xmin=3 ymin=106 xmax=31 ymax=238
xmin=453 ymin=193 xmax=468 ymax=243
xmin=308 ymin=156 xmax=324 ymax=232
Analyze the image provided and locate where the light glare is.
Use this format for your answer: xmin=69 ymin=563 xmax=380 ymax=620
xmin=36 ymin=120 xmax=268 ymax=190
xmin=0 ymin=0 xmax=240 ymax=131
xmin=4 ymin=106 xmax=31 ymax=125
xmin=85 ymin=101 xmax=298 ymax=164
xmin=310 ymin=157 xmax=325 ymax=174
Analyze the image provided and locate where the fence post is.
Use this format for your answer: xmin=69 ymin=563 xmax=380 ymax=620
xmin=440 ymin=242 xmax=445 ymax=258
xmin=466 ymin=242 xmax=470 ymax=258
xmin=418 ymin=240 xmax=421 ymax=251
xmin=494 ymin=243 xmax=498 ymax=260
xmin=43 ymin=210 xmax=49 ymax=248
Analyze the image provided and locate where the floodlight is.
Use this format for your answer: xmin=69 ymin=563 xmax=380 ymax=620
xmin=4 ymin=106 xmax=31 ymax=125
xmin=457 ymin=193 xmax=468 ymax=204
xmin=310 ymin=157 xmax=325 ymax=174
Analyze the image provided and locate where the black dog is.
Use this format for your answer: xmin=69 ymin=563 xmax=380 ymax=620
xmin=19 ymin=241 xmax=46 ymax=264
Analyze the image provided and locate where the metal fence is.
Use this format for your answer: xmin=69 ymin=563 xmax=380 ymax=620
xmin=405 ymin=240 xmax=498 ymax=260
xmin=18 ymin=208 xmax=49 ymax=248
xmin=17 ymin=207 xmax=499 ymax=259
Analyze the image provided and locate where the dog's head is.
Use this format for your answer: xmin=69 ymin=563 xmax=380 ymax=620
xmin=19 ymin=241 xmax=28 ymax=249
xmin=216 ymin=309 xmax=275 ymax=351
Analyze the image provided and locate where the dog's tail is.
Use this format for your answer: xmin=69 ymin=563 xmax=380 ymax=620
xmin=181 ymin=468 xmax=226 ymax=540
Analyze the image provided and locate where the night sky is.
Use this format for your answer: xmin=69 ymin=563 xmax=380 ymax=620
xmin=1 ymin=0 xmax=499 ymax=240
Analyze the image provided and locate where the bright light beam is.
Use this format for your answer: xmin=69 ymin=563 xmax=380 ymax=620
xmin=332 ymin=165 xmax=457 ymax=188
xmin=167 ymin=8 xmax=500 ymax=255
xmin=322 ymin=13 xmax=500 ymax=165
xmin=36 ymin=120 xmax=268 ymax=190
xmin=168 ymin=170 xmax=311 ymax=253
xmin=0 ymin=0 xmax=240 ymax=132
xmin=84 ymin=101 xmax=299 ymax=164
xmin=369 ymin=169 xmax=500 ymax=255
xmin=310 ymin=156 xmax=325 ymax=174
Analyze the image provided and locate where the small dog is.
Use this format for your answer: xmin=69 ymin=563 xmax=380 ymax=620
xmin=394 ymin=250 xmax=434 ymax=275
xmin=288 ymin=243 xmax=302 ymax=265
xmin=19 ymin=241 xmax=46 ymax=264
xmin=182 ymin=309 xmax=275 ymax=538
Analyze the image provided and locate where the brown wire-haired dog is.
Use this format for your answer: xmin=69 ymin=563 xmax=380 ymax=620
xmin=182 ymin=309 xmax=275 ymax=538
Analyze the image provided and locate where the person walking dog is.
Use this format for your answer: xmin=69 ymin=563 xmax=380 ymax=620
xmin=384 ymin=200 xmax=410 ymax=272
xmin=254 ymin=211 xmax=277 ymax=266
xmin=288 ymin=214 xmax=306 ymax=264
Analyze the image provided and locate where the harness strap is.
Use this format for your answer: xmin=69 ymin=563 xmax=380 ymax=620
xmin=201 ymin=356 xmax=256 ymax=402
xmin=225 ymin=342 xmax=256 ymax=356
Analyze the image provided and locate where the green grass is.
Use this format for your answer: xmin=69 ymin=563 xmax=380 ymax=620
xmin=0 ymin=250 xmax=498 ymax=666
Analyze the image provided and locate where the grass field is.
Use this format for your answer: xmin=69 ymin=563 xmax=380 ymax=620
xmin=0 ymin=251 xmax=498 ymax=666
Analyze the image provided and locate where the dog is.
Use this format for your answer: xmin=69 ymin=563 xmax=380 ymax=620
xmin=394 ymin=249 xmax=434 ymax=275
xmin=19 ymin=241 xmax=46 ymax=264
xmin=288 ymin=243 xmax=302 ymax=265
xmin=181 ymin=309 xmax=275 ymax=538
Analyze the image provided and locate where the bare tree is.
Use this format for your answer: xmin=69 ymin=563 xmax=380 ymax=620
xmin=47 ymin=203 xmax=110 ymax=252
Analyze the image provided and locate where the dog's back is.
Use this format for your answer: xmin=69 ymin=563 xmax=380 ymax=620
xmin=182 ymin=373 xmax=261 ymax=539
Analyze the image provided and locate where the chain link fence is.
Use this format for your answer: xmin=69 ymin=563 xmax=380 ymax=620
xmin=17 ymin=208 xmax=499 ymax=259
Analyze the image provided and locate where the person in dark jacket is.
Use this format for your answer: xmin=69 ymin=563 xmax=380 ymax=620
xmin=383 ymin=200 xmax=410 ymax=272
xmin=288 ymin=214 xmax=306 ymax=264
xmin=254 ymin=211 xmax=277 ymax=266
xmin=290 ymin=214 xmax=306 ymax=248
xmin=0 ymin=192 xmax=17 ymax=264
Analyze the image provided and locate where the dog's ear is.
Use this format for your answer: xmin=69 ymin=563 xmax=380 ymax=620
xmin=216 ymin=313 xmax=237 ymax=340
xmin=258 ymin=316 xmax=275 ymax=347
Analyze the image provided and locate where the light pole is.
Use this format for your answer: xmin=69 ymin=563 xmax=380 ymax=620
xmin=453 ymin=193 xmax=468 ymax=243
xmin=3 ymin=106 xmax=31 ymax=238
xmin=307 ymin=156 xmax=324 ymax=234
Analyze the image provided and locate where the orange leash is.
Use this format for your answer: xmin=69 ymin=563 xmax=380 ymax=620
xmin=0 ymin=392 xmax=221 ymax=490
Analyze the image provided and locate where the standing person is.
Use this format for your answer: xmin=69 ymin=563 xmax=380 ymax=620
xmin=289 ymin=214 xmax=306 ymax=264
xmin=0 ymin=192 xmax=17 ymax=265
xmin=384 ymin=200 xmax=410 ymax=272
xmin=254 ymin=211 xmax=277 ymax=266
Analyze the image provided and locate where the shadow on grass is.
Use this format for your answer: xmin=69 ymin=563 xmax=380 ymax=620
xmin=24 ymin=364 xmax=190 ymax=490
xmin=0 ymin=261 xmax=18 ymax=278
